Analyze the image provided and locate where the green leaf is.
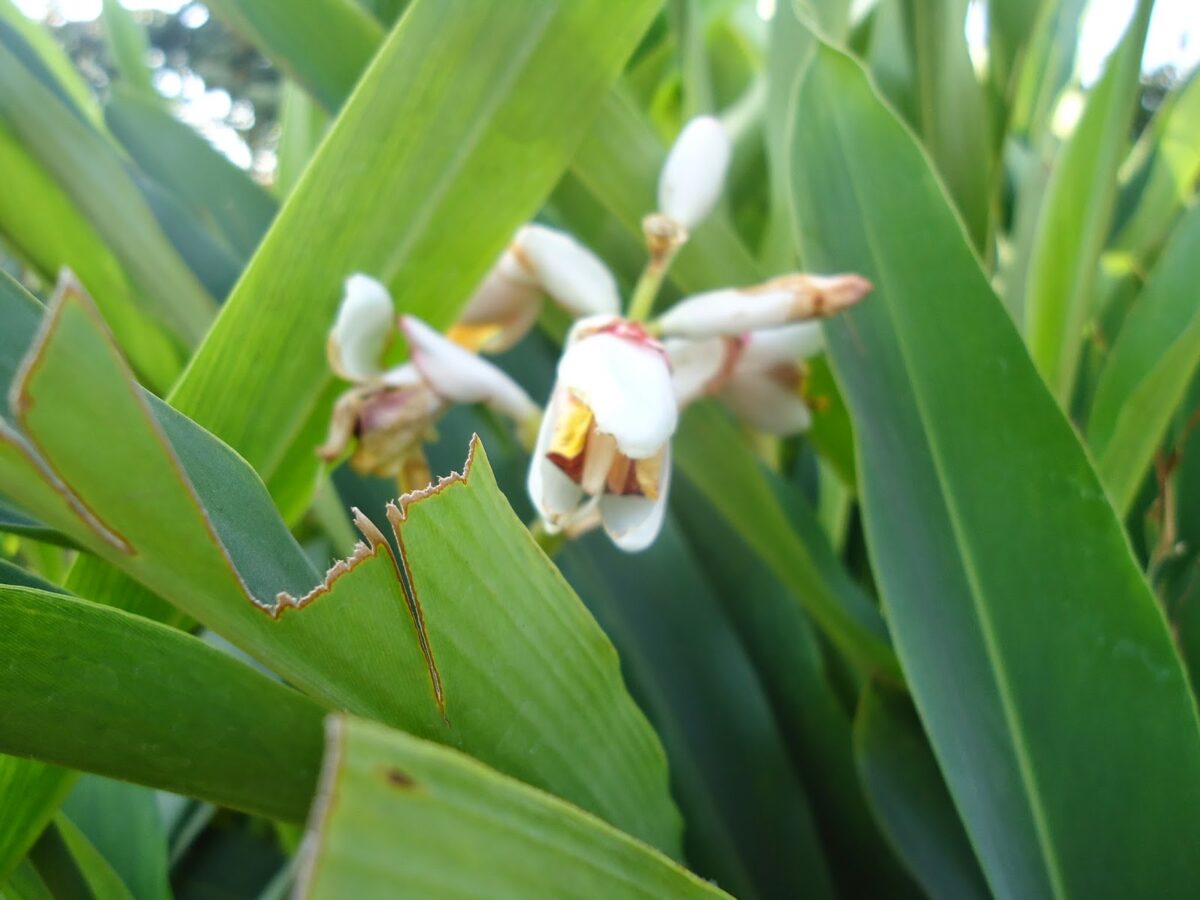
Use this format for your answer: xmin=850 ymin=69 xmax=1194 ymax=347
xmin=1110 ymin=68 xmax=1200 ymax=262
xmin=0 ymin=757 xmax=73 ymax=882
xmin=787 ymin=42 xmax=1200 ymax=898
xmin=674 ymin=401 xmax=896 ymax=675
xmin=48 ymin=815 xmax=135 ymax=900
xmin=63 ymin=778 xmax=171 ymax=900
xmin=104 ymin=85 xmax=278 ymax=260
xmin=168 ymin=0 xmax=662 ymax=512
xmin=670 ymin=475 xmax=917 ymax=897
xmin=1088 ymin=204 xmax=1200 ymax=514
xmin=0 ymin=121 xmax=182 ymax=392
xmin=4 ymin=858 xmax=54 ymax=900
xmin=275 ymin=80 xmax=327 ymax=197
xmin=1006 ymin=0 xmax=1088 ymax=144
xmin=0 ymin=559 xmax=63 ymax=594
xmin=296 ymin=717 xmax=727 ymax=900
xmin=985 ymin=0 xmax=1039 ymax=100
xmin=0 ymin=586 xmax=325 ymax=822
xmin=202 ymin=0 xmax=384 ymax=111
xmin=1021 ymin=0 xmax=1152 ymax=402
xmin=557 ymin=524 xmax=836 ymax=899
xmin=99 ymin=0 xmax=157 ymax=102
xmin=854 ymin=683 xmax=989 ymax=900
xmin=0 ymin=21 xmax=216 ymax=345
xmin=0 ymin=0 xmax=98 ymax=123
xmin=0 ymin=279 xmax=680 ymax=852
xmin=901 ymin=0 xmax=993 ymax=251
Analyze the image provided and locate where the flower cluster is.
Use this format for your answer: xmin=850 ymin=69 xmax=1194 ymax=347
xmin=320 ymin=115 xmax=871 ymax=551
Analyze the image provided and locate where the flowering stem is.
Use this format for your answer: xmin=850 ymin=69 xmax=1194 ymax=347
xmin=627 ymin=213 xmax=685 ymax=323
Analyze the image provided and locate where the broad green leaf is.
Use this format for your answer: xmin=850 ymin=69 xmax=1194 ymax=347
xmin=0 ymin=21 xmax=215 ymax=345
xmin=670 ymin=475 xmax=917 ymax=897
xmin=0 ymin=757 xmax=73 ymax=882
xmin=0 ymin=586 xmax=325 ymax=822
xmin=674 ymin=402 xmax=896 ymax=675
xmin=855 ymin=683 xmax=989 ymax=900
xmin=1021 ymin=0 xmax=1152 ymax=402
xmin=99 ymin=0 xmax=157 ymax=102
xmin=63 ymin=778 xmax=171 ymax=900
xmin=168 ymin=0 xmax=662 ymax=511
xmin=0 ymin=279 xmax=679 ymax=852
xmin=558 ymin=524 xmax=836 ymax=899
xmin=0 ymin=121 xmax=181 ymax=392
xmin=787 ymin=42 xmax=1200 ymax=898
xmin=202 ymin=0 xmax=384 ymax=111
xmin=1089 ymin=204 xmax=1200 ymax=513
xmin=1110 ymin=68 xmax=1200 ymax=262
xmin=297 ymin=717 xmax=726 ymax=900
xmin=105 ymin=86 xmax=278 ymax=260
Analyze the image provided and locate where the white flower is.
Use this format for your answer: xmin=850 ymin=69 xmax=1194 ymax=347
xmin=657 ymin=115 xmax=731 ymax=230
xmin=321 ymin=274 xmax=538 ymax=487
xmin=656 ymin=273 xmax=873 ymax=339
xmin=528 ymin=316 xmax=677 ymax=552
xmin=448 ymin=225 xmax=620 ymax=353
xmin=667 ymin=322 xmax=826 ymax=436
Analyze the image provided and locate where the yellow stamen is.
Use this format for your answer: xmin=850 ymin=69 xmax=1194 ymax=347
xmin=633 ymin=449 xmax=665 ymax=500
xmin=446 ymin=321 xmax=505 ymax=352
xmin=547 ymin=394 xmax=594 ymax=480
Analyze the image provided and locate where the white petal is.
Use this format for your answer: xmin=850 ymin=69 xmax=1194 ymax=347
xmin=665 ymin=336 xmax=730 ymax=407
xmin=451 ymin=248 xmax=542 ymax=353
xmin=399 ymin=316 xmax=538 ymax=422
xmin=329 ymin=274 xmax=394 ymax=381
xmin=378 ymin=362 xmax=425 ymax=388
xmin=657 ymin=287 xmax=794 ymax=339
xmin=600 ymin=446 xmax=671 ymax=552
xmin=657 ymin=115 xmax=731 ymax=229
xmin=558 ymin=330 xmax=677 ymax=459
xmin=657 ymin=274 xmax=873 ymax=339
xmin=720 ymin=373 xmax=812 ymax=436
xmin=527 ymin=388 xmax=585 ymax=528
xmin=517 ymin=224 xmax=620 ymax=318
xmin=735 ymin=322 xmax=824 ymax=373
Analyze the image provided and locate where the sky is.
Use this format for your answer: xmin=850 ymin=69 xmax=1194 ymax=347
xmin=12 ymin=0 xmax=1200 ymax=171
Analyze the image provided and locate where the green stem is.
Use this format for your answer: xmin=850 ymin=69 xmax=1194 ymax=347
xmin=529 ymin=519 xmax=566 ymax=558
xmin=625 ymin=259 xmax=668 ymax=323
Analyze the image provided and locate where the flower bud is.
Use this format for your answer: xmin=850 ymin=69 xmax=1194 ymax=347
xmin=657 ymin=115 xmax=731 ymax=229
xmin=656 ymin=273 xmax=873 ymax=339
